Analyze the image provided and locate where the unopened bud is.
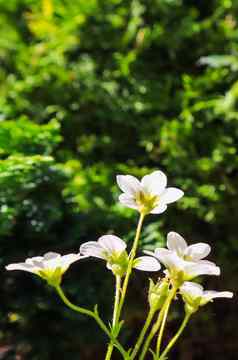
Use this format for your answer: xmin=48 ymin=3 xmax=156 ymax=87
xmin=148 ymin=278 xmax=169 ymax=310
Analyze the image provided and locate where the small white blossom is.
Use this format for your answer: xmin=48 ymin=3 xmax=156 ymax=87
xmin=145 ymin=232 xmax=220 ymax=284
xmin=117 ymin=170 xmax=184 ymax=215
xmin=80 ymin=235 xmax=161 ymax=276
xmin=166 ymin=231 xmax=211 ymax=261
xmin=180 ymin=281 xmax=233 ymax=313
xmin=6 ymin=252 xmax=83 ymax=286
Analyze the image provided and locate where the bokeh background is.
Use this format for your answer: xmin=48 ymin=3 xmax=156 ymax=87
xmin=0 ymin=0 xmax=237 ymax=359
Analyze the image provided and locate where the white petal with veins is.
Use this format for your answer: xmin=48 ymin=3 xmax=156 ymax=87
xmin=118 ymin=194 xmax=139 ymax=209
xmin=116 ymin=175 xmax=142 ymax=195
xmin=167 ymin=232 xmax=187 ymax=256
xmin=184 ymin=262 xmax=220 ymax=278
xmin=80 ymin=241 xmax=106 ymax=259
xmin=134 ymin=256 xmax=161 ymax=271
xmin=141 ymin=170 xmax=167 ymax=195
xmin=160 ymin=187 xmax=184 ymax=204
xmin=180 ymin=281 xmax=203 ymax=298
xmin=203 ymin=290 xmax=233 ymax=302
xmin=98 ymin=235 xmax=127 ymax=254
xmin=185 ymin=243 xmax=211 ymax=261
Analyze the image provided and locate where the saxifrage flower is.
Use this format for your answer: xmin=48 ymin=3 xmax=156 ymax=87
xmin=6 ymin=252 xmax=83 ymax=286
xmin=145 ymin=232 xmax=220 ymax=284
xmin=117 ymin=170 xmax=184 ymax=215
xmin=80 ymin=235 xmax=161 ymax=276
xmin=180 ymin=281 xmax=233 ymax=313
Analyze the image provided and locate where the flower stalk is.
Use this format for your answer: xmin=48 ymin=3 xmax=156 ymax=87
xmin=55 ymin=285 xmax=128 ymax=359
xmin=130 ymin=306 xmax=157 ymax=360
xmin=159 ymin=312 xmax=191 ymax=360
xmin=105 ymin=275 xmax=122 ymax=360
xmin=156 ymin=286 xmax=178 ymax=357
xmin=117 ymin=213 xmax=145 ymax=318
xmin=139 ymin=305 xmax=165 ymax=360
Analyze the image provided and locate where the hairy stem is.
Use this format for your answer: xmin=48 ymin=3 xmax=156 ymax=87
xmin=139 ymin=306 xmax=165 ymax=360
xmin=105 ymin=276 xmax=122 ymax=360
xmin=159 ymin=312 xmax=191 ymax=360
xmin=118 ymin=213 xmax=145 ymax=317
xmin=55 ymin=285 xmax=127 ymax=359
xmin=156 ymin=287 xmax=177 ymax=357
xmin=139 ymin=286 xmax=177 ymax=360
xmin=130 ymin=306 xmax=157 ymax=360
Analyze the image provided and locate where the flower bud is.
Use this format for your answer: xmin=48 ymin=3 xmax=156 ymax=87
xmin=148 ymin=278 xmax=169 ymax=311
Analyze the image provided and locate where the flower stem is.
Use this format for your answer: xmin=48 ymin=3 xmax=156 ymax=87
xmin=156 ymin=286 xmax=177 ymax=357
xmin=159 ymin=312 xmax=191 ymax=360
xmin=139 ymin=286 xmax=177 ymax=360
xmin=139 ymin=305 xmax=165 ymax=360
xmin=130 ymin=306 xmax=157 ymax=360
xmin=118 ymin=213 xmax=145 ymax=317
xmin=113 ymin=276 xmax=122 ymax=326
xmin=56 ymin=284 xmax=95 ymax=318
xmin=105 ymin=276 xmax=122 ymax=360
xmin=55 ymin=285 xmax=128 ymax=359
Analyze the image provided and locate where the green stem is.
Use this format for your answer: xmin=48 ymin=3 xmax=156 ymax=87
xmin=130 ymin=306 xmax=157 ymax=360
xmin=159 ymin=313 xmax=191 ymax=360
xmin=156 ymin=287 xmax=177 ymax=357
xmin=113 ymin=276 xmax=122 ymax=326
xmin=118 ymin=213 xmax=145 ymax=317
xmin=139 ymin=306 xmax=165 ymax=360
xmin=105 ymin=276 xmax=122 ymax=360
xmin=56 ymin=284 xmax=95 ymax=318
xmin=55 ymin=285 xmax=127 ymax=359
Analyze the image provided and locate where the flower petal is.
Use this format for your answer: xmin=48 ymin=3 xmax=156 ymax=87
xmin=26 ymin=257 xmax=44 ymax=269
xmin=116 ymin=175 xmax=142 ymax=195
xmin=160 ymin=187 xmax=184 ymax=204
xmin=134 ymin=256 xmax=161 ymax=271
xmin=185 ymin=262 xmax=220 ymax=279
xmin=167 ymin=232 xmax=187 ymax=256
xmin=61 ymin=254 xmax=83 ymax=270
xmin=185 ymin=243 xmax=211 ymax=261
xmin=141 ymin=170 xmax=167 ymax=195
xmin=150 ymin=203 xmax=167 ymax=214
xmin=43 ymin=252 xmax=61 ymax=270
xmin=180 ymin=281 xmax=204 ymax=298
xmin=98 ymin=235 xmax=127 ymax=254
xmin=80 ymin=241 xmax=105 ymax=259
xmin=6 ymin=262 xmax=37 ymax=274
xmin=118 ymin=194 xmax=139 ymax=210
xmin=154 ymin=249 xmax=184 ymax=271
xmin=203 ymin=290 xmax=233 ymax=302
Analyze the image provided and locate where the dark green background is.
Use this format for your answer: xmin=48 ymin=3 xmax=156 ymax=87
xmin=0 ymin=0 xmax=237 ymax=359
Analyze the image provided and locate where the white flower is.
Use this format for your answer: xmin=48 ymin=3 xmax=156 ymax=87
xmin=166 ymin=231 xmax=211 ymax=261
xmin=180 ymin=281 xmax=233 ymax=312
xmin=6 ymin=252 xmax=83 ymax=286
xmin=80 ymin=235 xmax=161 ymax=276
xmin=116 ymin=170 xmax=184 ymax=215
xmin=145 ymin=232 xmax=220 ymax=283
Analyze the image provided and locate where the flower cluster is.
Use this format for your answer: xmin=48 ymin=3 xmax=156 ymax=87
xmin=6 ymin=170 xmax=233 ymax=302
xmin=145 ymin=231 xmax=232 ymax=312
xmin=5 ymin=169 xmax=233 ymax=360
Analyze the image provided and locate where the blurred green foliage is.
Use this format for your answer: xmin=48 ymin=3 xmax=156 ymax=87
xmin=0 ymin=0 xmax=237 ymax=359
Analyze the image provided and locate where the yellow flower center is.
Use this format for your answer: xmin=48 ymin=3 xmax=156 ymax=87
xmin=135 ymin=191 xmax=159 ymax=214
